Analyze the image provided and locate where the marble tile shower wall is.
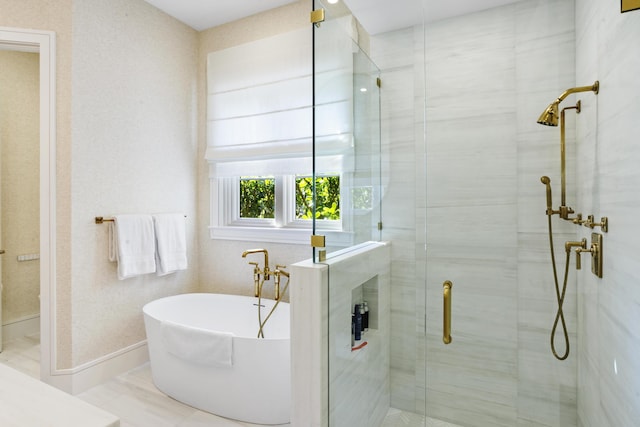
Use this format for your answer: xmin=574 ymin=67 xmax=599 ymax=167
xmin=575 ymin=1 xmax=640 ymax=426
xmin=373 ymin=0 xmax=579 ymax=425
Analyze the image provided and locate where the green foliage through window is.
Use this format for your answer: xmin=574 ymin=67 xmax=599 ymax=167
xmin=239 ymin=175 xmax=340 ymax=221
xmin=240 ymin=177 xmax=275 ymax=219
xmin=296 ymin=176 xmax=340 ymax=220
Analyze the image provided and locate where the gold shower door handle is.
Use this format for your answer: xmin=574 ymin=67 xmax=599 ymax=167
xmin=443 ymin=280 xmax=453 ymax=344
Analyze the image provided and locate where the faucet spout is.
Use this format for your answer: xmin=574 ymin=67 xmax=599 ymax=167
xmin=242 ymin=248 xmax=270 ymax=280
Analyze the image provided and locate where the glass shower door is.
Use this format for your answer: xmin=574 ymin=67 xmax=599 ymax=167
xmin=421 ymin=1 xmax=578 ymax=426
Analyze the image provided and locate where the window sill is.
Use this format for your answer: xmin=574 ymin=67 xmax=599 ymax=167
xmin=209 ymin=226 xmax=354 ymax=246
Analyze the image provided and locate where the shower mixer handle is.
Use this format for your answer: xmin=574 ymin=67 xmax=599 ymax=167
xmin=584 ymin=215 xmax=609 ymax=232
xmin=570 ymin=213 xmax=587 ymax=225
xmin=576 ymin=244 xmax=598 ymax=272
xmin=565 ymin=238 xmax=587 ymax=253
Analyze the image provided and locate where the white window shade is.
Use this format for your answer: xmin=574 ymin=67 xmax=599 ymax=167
xmin=205 ymin=19 xmax=355 ymax=177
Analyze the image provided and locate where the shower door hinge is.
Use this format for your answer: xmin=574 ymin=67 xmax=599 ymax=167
xmin=311 ymin=234 xmax=326 ymax=248
xmin=377 ymin=222 xmax=383 ymax=231
xmin=311 ymin=234 xmax=327 ymax=262
xmin=310 ymin=9 xmax=325 ymax=26
xmin=376 ymin=77 xmax=381 ymax=88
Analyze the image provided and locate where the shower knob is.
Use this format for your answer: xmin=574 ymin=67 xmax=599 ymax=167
xmin=0 ymin=249 xmax=4 ymax=255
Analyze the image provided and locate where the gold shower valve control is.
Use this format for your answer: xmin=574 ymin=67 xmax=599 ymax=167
xmin=575 ymin=233 xmax=603 ymax=278
xmin=584 ymin=215 xmax=608 ymax=232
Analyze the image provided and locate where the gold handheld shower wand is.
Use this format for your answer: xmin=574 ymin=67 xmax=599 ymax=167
xmin=540 ymin=176 xmax=558 ymax=216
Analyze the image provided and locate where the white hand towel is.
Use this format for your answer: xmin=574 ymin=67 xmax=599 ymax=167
xmin=110 ymin=214 xmax=156 ymax=280
xmin=153 ymin=213 xmax=188 ymax=276
xmin=161 ymin=320 xmax=234 ymax=367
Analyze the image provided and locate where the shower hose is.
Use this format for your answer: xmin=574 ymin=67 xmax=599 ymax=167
xmin=545 ymin=214 xmax=572 ymax=360
xmin=256 ymin=275 xmax=291 ymax=339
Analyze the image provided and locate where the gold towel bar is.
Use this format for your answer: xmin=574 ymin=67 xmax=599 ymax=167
xmin=95 ymin=215 xmax=186 ymax=224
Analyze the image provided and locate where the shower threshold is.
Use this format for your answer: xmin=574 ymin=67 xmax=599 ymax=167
xmin=383 ymin=408 xmax=463 ymax=427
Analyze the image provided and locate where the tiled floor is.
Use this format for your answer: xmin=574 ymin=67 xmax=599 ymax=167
xmin=78 ymin=363 xmax=288 ymax=427
xmin=0 ymin=335 xmax=460 ymax=427
xmin=0 ymin=334 xmax=40 ymax=378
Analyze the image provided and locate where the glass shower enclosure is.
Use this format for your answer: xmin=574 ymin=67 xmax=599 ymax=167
xmin=311 ymin=0 xmax=382 ymax=263
xmin=312 ymin=0 xmax=578 ymax=426
xmin=311 ymin=1 xmax=386 ymax=426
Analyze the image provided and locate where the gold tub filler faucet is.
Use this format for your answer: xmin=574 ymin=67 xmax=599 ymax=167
xmin=242 ymin=248 xmax=290 ymax=338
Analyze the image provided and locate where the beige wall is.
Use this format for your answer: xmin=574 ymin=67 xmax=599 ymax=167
xmin=196 ymin=0 xmax=312 ymax=297
xmin=0 ymin=0 xmax=199 ymax=369
xmin=70 ymin=0 xmax=199 ymax=367
xmin=0 ymin=51 xmax=40 ymax=325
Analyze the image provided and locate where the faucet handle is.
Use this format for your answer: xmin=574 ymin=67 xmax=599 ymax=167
xmin=584 ymin=215 xmax=608 ymax=232
xmin=570 ymin=213 xmax=586 ymax=225
xmin=576 ymin=244 xmax=596 ymax=271
xmin=248 ymin=261 xmax=260 ymax=274
xmin=273 ymin=265 xmax=289 ymax=301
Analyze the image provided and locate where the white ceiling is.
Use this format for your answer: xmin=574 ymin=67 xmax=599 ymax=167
xmin=144 ymin=0 xmax=523 ymax=34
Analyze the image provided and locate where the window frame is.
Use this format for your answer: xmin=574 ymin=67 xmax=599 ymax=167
xmin=209 ymin=172 xmax=350 ymax=245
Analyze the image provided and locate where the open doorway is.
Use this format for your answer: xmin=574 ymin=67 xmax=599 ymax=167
xmin=0 ymin=27 xmax=55 ymax=385
xmin=0 ymin=47 xmax=40 ymax=377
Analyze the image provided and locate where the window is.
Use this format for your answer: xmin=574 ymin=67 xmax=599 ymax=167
xmin=210 ymin=173 xmax=343 ymax=243
xmin=239 ymin=177 xmax=275 ymax=219
xmin=205 ymin=25 xmax=354 ymax=244
xmin=295 ymin=176 xmax=340 ymax=220
xmin=239 ymin=175 xmax=340 ymax=222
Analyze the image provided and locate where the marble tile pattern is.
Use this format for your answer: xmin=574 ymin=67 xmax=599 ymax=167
xmin=291 ymin=242 xmax=391 ymax=427
xmin=372 ymin=0 xmax=580 ymax=425
xmin=575 ymin=1 xmax=640 ymax=426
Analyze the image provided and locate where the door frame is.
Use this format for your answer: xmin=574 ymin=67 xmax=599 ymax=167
xmin=0 ymin=27 xmax=56 ymax=385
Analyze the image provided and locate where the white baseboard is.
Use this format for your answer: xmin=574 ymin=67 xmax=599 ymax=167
xmin=44 ymin=340 xmax=149 ymax=395
xmin=2 ymin=315 xmax=40 ymax=343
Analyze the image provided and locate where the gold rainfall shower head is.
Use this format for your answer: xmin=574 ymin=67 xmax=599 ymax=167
xmin=537 ymin=81 xmax=599 ymax=126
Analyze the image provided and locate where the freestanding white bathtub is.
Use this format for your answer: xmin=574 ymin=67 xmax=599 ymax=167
xmin=143 ymin=293 xmax=290 ymax=425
